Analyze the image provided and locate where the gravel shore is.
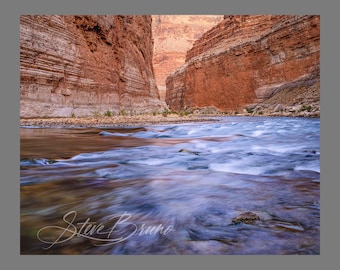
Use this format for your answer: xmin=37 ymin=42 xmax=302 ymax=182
xmin=20 ymin=114 xmax=220 ymax=128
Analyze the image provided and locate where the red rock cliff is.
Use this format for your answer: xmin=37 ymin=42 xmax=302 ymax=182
xmin=20 ymin=15 xmax=165 ymax=118
xmin=165 ymin=15 xmax=320 ymax=114
xmin=152 ymin=15 xmax=223 ymax=98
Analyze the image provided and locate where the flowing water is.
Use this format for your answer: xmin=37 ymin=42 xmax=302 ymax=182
xmin=20 ymin=116 xmax=320 ymax=255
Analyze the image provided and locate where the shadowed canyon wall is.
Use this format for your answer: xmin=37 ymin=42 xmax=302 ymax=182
xmin=20 ymin=15 xmax=165 ymax=118
xmin=165 ymin=15 xmax=320 ymax=115
xmin=152 ymin=15 xmax=224 ymax=100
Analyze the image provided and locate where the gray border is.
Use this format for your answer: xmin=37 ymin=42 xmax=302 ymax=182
xmin=1 ymin=0 xmax=335 ymax=269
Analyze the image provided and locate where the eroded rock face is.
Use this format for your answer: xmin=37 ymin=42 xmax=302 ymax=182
xmin=152 ymin=15 xmax=224 ymax=99
xmin=166 ymin=15 xmax=320 ymax=113
xmin=20 ymin=15 xmax=165 ymax=118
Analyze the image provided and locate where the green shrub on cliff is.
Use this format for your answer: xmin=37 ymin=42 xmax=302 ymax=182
xmin=104 ymin=110 xmax=112 ymax=117
xmin=119 ymin=109 xmax=127 ymax=116
xmin=301 ymin=105 xmax=312 ymax=112
xmin=162 ymin=108 xmax=171 ymax=117
xmin=178 ymin=110 xmax=191 ymax=117
xmin=246 ymin=108 xmax=253 ymax=114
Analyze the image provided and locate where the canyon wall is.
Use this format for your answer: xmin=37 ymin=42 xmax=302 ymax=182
xmin=152 ymin=15 xmax=223 ymax=99
xmin=20 ymin=15 xmax=165 ymax=118
xmin=166 ymin=15 xmax=320 ymax=115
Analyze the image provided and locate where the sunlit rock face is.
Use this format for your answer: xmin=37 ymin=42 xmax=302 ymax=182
xmin=151 ymin=15 xmax=224 ymax=100
xmin=165 ymin=15 xmax=320 ymax=113
xmin=20 ymin=15 xmax=165 ymax=117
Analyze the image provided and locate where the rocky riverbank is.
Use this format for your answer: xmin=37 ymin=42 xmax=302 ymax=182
xmin=20 ymin=114 xmax=219 ymax=128
xmin=244 ymin=82 xmax=320 ymax=117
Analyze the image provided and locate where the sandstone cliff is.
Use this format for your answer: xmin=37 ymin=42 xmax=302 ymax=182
xmin=152 ymin=15 xmax=223 ymax=99
xmin=20 ymin=15 xmax=165 ymax=118
xmin=166 ymin=15 xmax=320 ymax=116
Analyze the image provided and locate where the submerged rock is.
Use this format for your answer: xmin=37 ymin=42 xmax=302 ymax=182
xmin=20 ymin=158 xmax=58 ymax=165
xmin=231 ymin=211 xmax=260 ymax=224
xmin=178 ymin=148 xmax=200 ymax=155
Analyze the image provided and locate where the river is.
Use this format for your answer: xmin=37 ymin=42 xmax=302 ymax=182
xmin=20 ymin=116 xmax=320 ymax=254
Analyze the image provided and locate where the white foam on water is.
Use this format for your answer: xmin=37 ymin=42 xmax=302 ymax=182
xmin=294 ymin=161 xmax=320 ymax=173
xmin=188 ymin=128 xmax=199 ymax=135
xmin=132 ymin=158 xmax=172 ymax=166
xmin=133 ymin=130 xmax=161 ymax=138
xmin=70 ymin=150 xmax=122 ymax=161
xmin=277 ymin=129 xmax=289 ymax=135
xmin=99 ymin=131 xmax=131 ymax=136
xmin=191 ymin=141 xmax=209 ymax=150
xmin=95 ymin=168 xmax=116 ymax=178
xmin=209 ymin=161 xmax=266 ymax=176
xmin=21 ymin=126 xmax=44 ymax=129
xmin=251 ymin=144 xmax=304 ymax=154
xmin=252 ymin=130 xmax=266 ymax=137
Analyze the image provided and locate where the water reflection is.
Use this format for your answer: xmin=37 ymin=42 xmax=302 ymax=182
xmin=20 ymin=117 xmax=320 ymax=254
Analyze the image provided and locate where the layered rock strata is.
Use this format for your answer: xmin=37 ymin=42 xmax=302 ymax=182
xmin=152 ymin=15 xmax=223 ymax=99
xmin=166 ymin=15 xmax=320 ymax=114
xmin=20 ymin=15 xmax=165 ymax=118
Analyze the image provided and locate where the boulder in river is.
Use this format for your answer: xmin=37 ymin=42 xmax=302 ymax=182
xmin=231 ymin=211 xmax=260 ymax=224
